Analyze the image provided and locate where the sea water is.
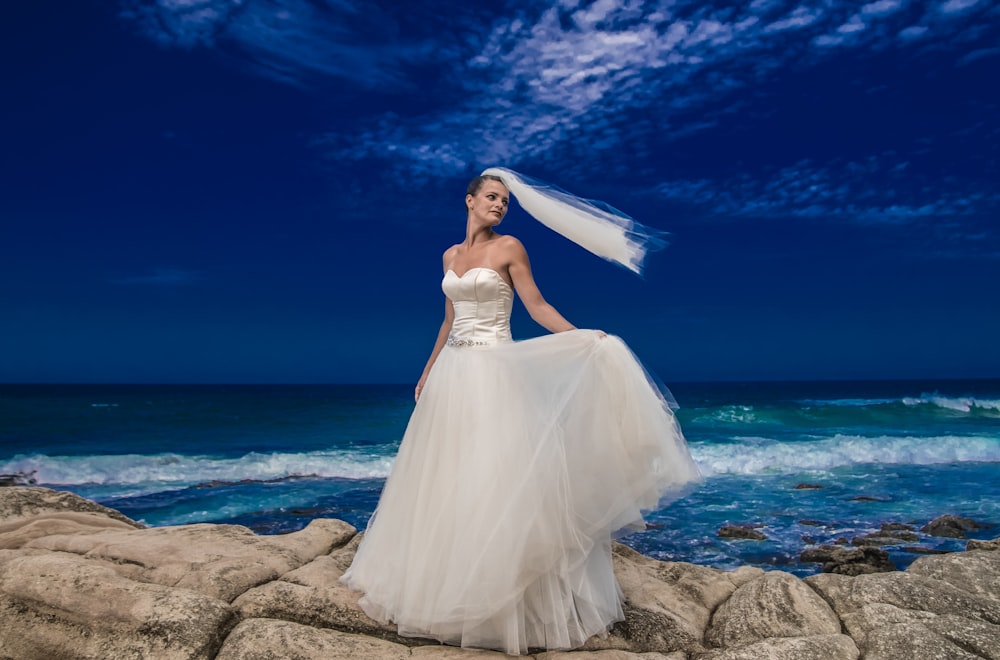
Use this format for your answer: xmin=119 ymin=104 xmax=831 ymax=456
xmin=2 ymin=380 xmax=998 ymax=576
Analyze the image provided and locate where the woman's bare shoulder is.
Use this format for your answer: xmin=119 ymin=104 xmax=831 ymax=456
xmin=493 ymin=234 xmax=526 ymax=255
xmin=442 ymin=244 xmax=461 ymax=263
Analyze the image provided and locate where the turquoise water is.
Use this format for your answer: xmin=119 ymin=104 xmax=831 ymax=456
xmin=2 ymin=380 xmax=998 ymax=575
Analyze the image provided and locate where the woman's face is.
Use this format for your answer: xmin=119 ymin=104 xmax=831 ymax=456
xmin=467 ymin=180 xmax=509 ymax=225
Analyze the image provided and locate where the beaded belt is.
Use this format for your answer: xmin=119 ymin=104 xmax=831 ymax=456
xmin=446 ymin=335 xmax=493 ymax=348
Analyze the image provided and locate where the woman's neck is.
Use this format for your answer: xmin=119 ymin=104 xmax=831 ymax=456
xmin=464 ymin=222 xmax=496 ymax=246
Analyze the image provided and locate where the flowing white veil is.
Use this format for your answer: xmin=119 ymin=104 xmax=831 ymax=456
xmin=482 ymin=167 xmax=666 ymax=275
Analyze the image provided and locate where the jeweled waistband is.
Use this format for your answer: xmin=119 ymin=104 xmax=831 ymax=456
xmin=446 ymin=334 xmax=498 ymax=348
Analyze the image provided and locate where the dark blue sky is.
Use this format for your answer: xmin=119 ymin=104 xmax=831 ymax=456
xmin=2 ymin=0 xmax=998 ymax=384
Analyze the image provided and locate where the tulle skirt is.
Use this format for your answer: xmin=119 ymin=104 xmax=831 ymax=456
xmin=340 ymin=330 xmax=701 ymax=655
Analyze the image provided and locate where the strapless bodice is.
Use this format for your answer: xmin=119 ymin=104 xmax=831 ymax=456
xmin=442 ymin=268 xmax=513 ymax=346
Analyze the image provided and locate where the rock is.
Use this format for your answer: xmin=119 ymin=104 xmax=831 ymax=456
xmin=837 ymin=603 xmax=1000 ymax=660
xmin=794 ymin=483 xmax=824 ymax=490
xmin=851 ymin=496 xmax=887 ymax=502
xmin=25 ymin=517 xmax=354 ymax=602
xmin=580 ymin=543 xmax=759 ymax=655
xmin=807 ymin=573 xmax=1000 ymax=659
xmin=799 ymin=519 xmax=824 ymax=526
xmin=718 ymin=525 xmax=768 ymax=541
xmin=899 ymin=546 xmax=952 ymax=555
xmin=806 ymin=571 xmax=1000 ymax=626
xmin=799 ymin=545 xmax=896 ymax=575
xmin=0 ymin=510 xmax=142 ymax=550
xmin=0 ymin=471 xmax=36 ymax=487
xmin=3 ymin=487 xmax=1000 ymax=659
xmin=705 ymin=571 xmax=841 ymax=648
xmin=216 ymin=618 xmax=412 ymax=659
xmin=694 ymin=634 xmax=858 ymax=660
xmin=851 ymin=523 xmax=919 ymax=546
xmin=969 ymin=537 xmax=1000 ymax=552
xmin=0 ymin=552 xmax=237 ymax=659
xmin=851 ymin=530 xmax=919 ymax=546
xmin=234 ymin=533 xmax=404 ymax=641
xmin=540 ymin=651 xmax=686 ymax=659
xmin=0 ymin=486 xmax=141 ymax=528
xmin=921 ymin=515 xmax=983 ymax=539
xmin=906 ymin=547 xmax=1000 ymax=601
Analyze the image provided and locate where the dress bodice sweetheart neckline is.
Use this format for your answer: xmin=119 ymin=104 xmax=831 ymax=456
xmin=445 ymin=266 xmax=512 ymax=289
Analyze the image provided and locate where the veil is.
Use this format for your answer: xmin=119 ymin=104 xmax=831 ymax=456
xmin=481 ymin=167 xmax=667 ymax=275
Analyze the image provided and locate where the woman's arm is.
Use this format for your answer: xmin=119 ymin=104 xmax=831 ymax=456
xmin=415 ymin=251 xmax=458 ymax=401
xmin=505 ymin=237 xmax=576 ymax=334
xmin=414 ymin=297 xmax=454 ymax=401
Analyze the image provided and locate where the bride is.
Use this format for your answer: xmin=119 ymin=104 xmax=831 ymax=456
xmin=341 ymin=169 xmax=702 ymax=655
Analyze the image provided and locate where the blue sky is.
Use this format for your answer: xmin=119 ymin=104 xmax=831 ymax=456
xmin=1 ymin=0 xmax=998 ymax=383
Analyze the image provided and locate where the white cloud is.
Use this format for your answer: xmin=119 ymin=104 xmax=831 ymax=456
xmin=898 ymin=24 xmax=929 ymax=40
xmin=120 ymin=0 xmax=436 ymax=86
xmin=653 ymin=154 xmax=999 ymax=225
xmin=861 ymin=0 xmax=905 ymax=16
xmin=764 ymin=5 xmax=824 ymax=32
xmin=940 ymin=0 xmax=981 ymax=14
xmin=838 ymin=15 xmax=867 ymax=33
xmin=121 ymin=0 xmax=999 ymax=183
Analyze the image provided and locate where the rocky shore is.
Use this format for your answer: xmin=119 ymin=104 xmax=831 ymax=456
xmin=1 ymin=487 xmax=998 ymax=659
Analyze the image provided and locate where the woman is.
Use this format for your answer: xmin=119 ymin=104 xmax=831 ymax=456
xmin=341 ymin=170 xmax=701 ymax=655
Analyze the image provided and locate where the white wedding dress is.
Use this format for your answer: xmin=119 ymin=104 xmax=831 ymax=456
xmin=341 ymin=267 xmax=701 ymax=655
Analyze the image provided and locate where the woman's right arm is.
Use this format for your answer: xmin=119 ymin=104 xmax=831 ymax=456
xmin=415 ymin=297 xmax=454 ymax=401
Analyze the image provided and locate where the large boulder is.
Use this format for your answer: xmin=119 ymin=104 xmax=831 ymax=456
xmin=0 ymin=551 xmax=237 ymax=659
xmin=920 ymin=515 xmax=983 ymax=539
xmin=705 ymin=571 xmax=841 ymax=649
xmin=807 ymin=570 xmax=1000 ymax=658
xmin=906 ymin=547 xmax=1000 ymax=600
xmin=0 ymin=487 xmax=140 ymax=527
xmin=579 ymin=543 xmax=761 ymax=654
xmin=806 ymin=571 xmax=1000 ymax=626
xmin=25 ymin=517 xmax=354 ymax=602
xmin=234 ymin=532 xmax=404 ymax=641
xmin=836 ymin=602 xmax=1000 ymax=660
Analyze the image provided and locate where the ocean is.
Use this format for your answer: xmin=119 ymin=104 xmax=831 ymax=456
xmin=2 ymin=380 xmax=998 ymax=576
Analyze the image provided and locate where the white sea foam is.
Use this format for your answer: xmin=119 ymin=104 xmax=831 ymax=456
xmin=902 ymin=394 xmax=1000 ymax=413
xmin=693 ymin=434 xmax=1000 ymax=477
xmin=0 ymin=449 xmax=396 ymax=492
xmin=794 ymin=394 xmax=1000 ymax=413
xmin=695 ymin=405 xmax=759 ymax=424
xmin=4 ymin=433 xmax=999 ymax=488
xmin=796 ymin=398 xmax=898 ymax=407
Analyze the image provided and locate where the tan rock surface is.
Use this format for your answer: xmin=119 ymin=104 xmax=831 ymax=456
xmin=705 ymin=570 xmax=841 ymax=648
xmin=806 ymin=570 xmax=1000 ymax=625
xmin=694 ymin=633 xmax=858 ymax=660
xmin=906 ymin=548 xmax=1000 ymax=600
xmin=579 ymin=543 xmax=757 ymax=654
xmin=0 ymin=487 xmax=142 ymax=528
xmin=216 ymin=618 xmax=411 ymax=660
xmin=25 ymin=517 xmax=354 ymax=602
xmin=233 ymin=535 xmax=403 ymax=640
xmin=0 ymin=551 xmax=237 ymax=659
xmin=2 ymin=487 xmax=1000 ymax=659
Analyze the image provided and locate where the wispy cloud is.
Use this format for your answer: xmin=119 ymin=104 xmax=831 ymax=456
xmin=653 ymin=153 xmax=1000 ymax=225
xmin=119 ymin=0 xmax=441 ymax=86
xmin=306 ymin=0 xmax=998 ymax=178
xmin=112 ymin=268 xmax=202 ymax=286
xmin=122 ymin=0 xmax=999 ymax=224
